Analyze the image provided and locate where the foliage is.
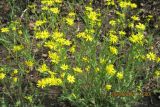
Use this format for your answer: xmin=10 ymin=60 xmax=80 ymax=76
xmin=0 ymin=0 xmax=160 ymax=106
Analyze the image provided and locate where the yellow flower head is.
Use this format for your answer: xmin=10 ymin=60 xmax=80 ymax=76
xmin=106 ymin=0 xmax=115 ymax=6
xmin=100 ymin=58 xmax=106 ymax=64
xmin=105 ymin=84 xmax=112 ymax=91
xmin=37 ymin=79 xmax=46 ymax=88
xmin=85 ymin=6 xmax=93 ymax=11
xmin=25 ymin=60 xmax=34 ymax=67
xmin=119 ymin=31 xmax=126 ymax=36
xmin=109 ymin=20 xmax=116 ymax=26
xmin=67 ymin=74 xmax=75 ymax=84
xmin=52 ymin=31 xmax=64 ymax=39
xmin=18 ymin=30 xmax=23 ymax=35
xmin=130 ymin=3 xmax=137 ymax=9
xmin=82 ymin=56 xmax=89 ymax=63
xmin=48 ymin=51 xmax=60 ymax=64
xmin=69 ymin=45 xmax=76 ymax=53
xmin=73 ymin=67 xmax=82 ymax=73
xmin=35 ymin=30 xmax=50 ymax=39
xmin=13 ymin=77 xmax=18 ymax=83
xmin=1 ymin=27 xmax=9 ymax=33
xmin=65 ymin=17 xmax=74 ymax=26
xmin=109 ymin=46 xmax=118 ymax=55
xmin=116 ymin=72 xmax=123 ymax=79
xmin=37 ymin=63 xmax=49 ymax=73
xmin=146 ymin=52 xmax=156 ymax=61
xmin=13 ymin=69 xmax=18 ymax=75
xmin=119 ymin=1 xmax=129 ymax=8
xmin=109 ymin=34 xmax=118 ymax=44
xmin=129 ymin=33 xmax=144 ymax=44
xmin=156 ymin=57 xmax=160 ymax=63
xmin=106 ymin=64 xmax=116 ymax=76
xmin=154 ymin=70 xmax=160 ymax=77
xmin=50 ymin=7 xmax=59 ymax=14
xmin=13 ymin=45 xmax=24 ymax=52
xmin=68 ymin=12 xmax=76 ymax=17
xmin=0 ymin=73 xmax=5 ymax=80
xmin=95 ymin=67 xmax=100 ymax=72
xmin=61 ymin=64 xmax=69 ymax=70
xmin=131 ymin=16 xmax=140 ymax=21
xmin=85 ymin=65 xmax=90 ymax=72
xmin=35 ymin=20 xmax=46 ymax=27
xmin=135 ymin=23 xmax=145 ymax=31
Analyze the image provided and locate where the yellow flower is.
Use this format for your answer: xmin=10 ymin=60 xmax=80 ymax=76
xmin=156 ymin=57 xmax=160 ymax=63
xmin=130 ymin=3 xmax=137 ymax=9
xmin=48 ymin=51 xmax=60 ymax=64
xmin=129 ymin=33 xmax=144 ymax=44
xmin=76 ymin=32 xmax=85 ymax=38
xmin=128 ymin=22 xmax=134 ymax=28
xmin=88 ymin=11 xmax=98 ymax=21
xmin=119 ymin=1 xmax=129 ymax=8
xmin=52 ymin=31 xmax=64 ymax=39
xmin=84 ymin=34 xmax=93 ymax=42
xmin=100 ymin=58 xmax=105 ymax=64
xmin=105 ymin=84 xmax=112 ymax=91
xmin=24 ymin=95 xmax=33 ymax=103
xmin=35 ymin=20 xmax=46 ymax=26
xmin=50 ymin=7 xmax=59 ymax=14
xmin=13 ymin=69 xmax=18 ymax=75
xmin=0 ymin=73 xmax=5 ymax=80
xmin=60 ymin=72 xmax=66 ymax=78
xmin=65 ymin=18 xmax=74 ymax=26
xmin=18 ymin=30 xmax=23 ymax=35
xmin=85 ymin=65 xmax=90 ymax=72
xmin=131 ymin=16 xmax=140 ymax=21
xmin=154 ymin=70 xmax=160 ymax=77
xmin=1 ymin=27 xmax=9 ymax=32
xmin=42 ymin=6 xmax=49 ymax=10
xmin=37 ymin=63 xmax=49 ymax=73
xmin=73 ymin=67 xmax=82 ymax=73
xmin=37 ymin=79 xmax=47 ymax=88
xmin=106 ymin=64 xmax=116 ymax=76
xmin=106 ymin=0 xmax=115 ymax=6
xmin=116 ymin=72 xmax=123 ymax=79
xmin=146 ymin=52 xmax=156 ymax=61
xmin=109 ymin=20 xmax=116 ymax=26
xmin=109 ymin=46 xmax=118 ymax=55
xmin=0 ymin=68 xmax=4 ymax=72
xmin=13 ymin=45 xmax=24 ymax=52
xmin=82 ymin=56 xmax=89 ymax=63
xmin=147 ymin=15 xmax=153 ymax=21
xmin=115 ymin=11 xmax=125 ymax=18
xmin=44 ymin=41 xmax=56 ymax=49
xmin=109 ymin=34 xmax=118 ymax=44
xmin=61 ymin=64 xmax=69 ymax=70
xmin=35 ymin=30 xmax=50 ymax=39
xmin=69 ymin=45 xmax=76 ymax=53
xmin=67 ymin=74 xmax=75 ymax=84
xmin=119 ymin=31 xmax=126 ymax=36
xmin=76 ymin=32 xmax=93 ymax=42
xmin=56 ymin=38 xmax=71 ymax=46
xmin=85 ymin=6 xmax=93 ymax=11
xmin=37 ymin=77 xmax=62 ymax=88
xmin=12 ymin=27 xmax=16 ymax=31
xmin=135 ymin=23 xmax=145 ymax=31
xmin=25 ymin=60 xmax=34 ymax=67
xmin=68 ymin=12 xmax=76 ymax=17
xmin=13 ymin=77 xmax=18 ymax=83
xmin=95 ymin=67 xmax=100 ymax=72
xmin=54 ymin=0 xmax=62 ymax=3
